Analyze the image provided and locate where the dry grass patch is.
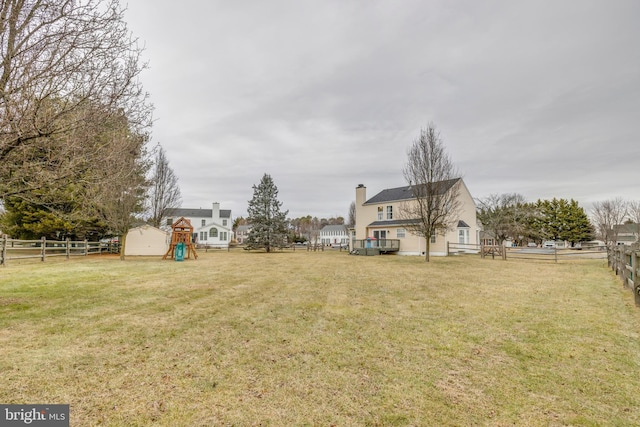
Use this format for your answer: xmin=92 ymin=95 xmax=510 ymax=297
xmin=1 ymin=251 xmax=639 ymax=426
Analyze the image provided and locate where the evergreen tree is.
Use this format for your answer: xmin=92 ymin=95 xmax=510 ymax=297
xmin=532 ymin=198 xmax=593 ymax=245
xmin=246 ymin=174 xmax=289 ymax=252
xmin=0 ymin=106 xmax=148 ymax=242
xmin=0 ymin=192 xmax=107 ymax=241
xmin=563 ymin=199 xmax=594 ymax=245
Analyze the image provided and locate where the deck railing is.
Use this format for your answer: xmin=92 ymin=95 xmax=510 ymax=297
xmin=352 ymin=239 xmax=400 ymax=252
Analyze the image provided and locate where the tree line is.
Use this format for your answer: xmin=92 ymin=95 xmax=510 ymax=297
xmin=476 ymin=194 xmax=592 ymax=247
xmin=0 ymin=0 xmax=182 ymax=249
xmin=477 ymin=194 xmax=640 ymax=247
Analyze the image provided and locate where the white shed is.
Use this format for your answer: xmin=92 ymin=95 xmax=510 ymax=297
xmin=124 ymin=225 xmax=170 ymax=256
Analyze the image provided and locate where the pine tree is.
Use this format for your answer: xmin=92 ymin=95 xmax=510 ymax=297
xmin=564 ymin=199 xmax=594 ymax=245
xmin=246 ymin=174 xmax=289 ymax=252
xmin=532 ymin=198 xmax=593 ymax=245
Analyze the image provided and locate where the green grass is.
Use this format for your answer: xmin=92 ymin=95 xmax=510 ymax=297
xmin=1 ymin=251 xmax=639 ymax=426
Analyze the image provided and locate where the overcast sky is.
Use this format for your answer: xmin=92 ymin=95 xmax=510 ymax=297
xmin=125 ymin=0 xmax=639 ymax=219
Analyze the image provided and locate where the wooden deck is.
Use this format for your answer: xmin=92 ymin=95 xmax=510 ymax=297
xmin=352 ymin=239 xmax=400 ymax=255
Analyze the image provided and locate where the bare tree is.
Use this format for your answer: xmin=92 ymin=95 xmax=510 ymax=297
xmin=476 ymin=193 xmax=528 ymax=245
xmin=96 ymin=144 xmax=148 ymax=259
xmin=147 ymin=144 xmax=181 ymax=228
xmin=0 ymin=0 xmax=151 ymax=201
xmin=592 ymin=198 xmax=627 ymax=247
xmin=309 ymin=217 xmax=321 ymax=248
xmin=348 ymin=201 xmax=356 ymax=228
xmin=627 ymin=200 xmax=640 ymax=244
xmin=399 ymin=124 xmax=461 ymax=262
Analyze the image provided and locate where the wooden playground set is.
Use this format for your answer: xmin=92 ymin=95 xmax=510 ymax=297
xmin=163 ymin=217 xmax=198 ymax=260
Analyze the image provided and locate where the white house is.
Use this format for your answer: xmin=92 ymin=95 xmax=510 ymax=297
xmin=124 ymin=225 xmax=170 ymax=256
xmin=163 ymin=202 xmax=232 ymax=249
xmin=319 ymin=224 xmax=349 ymax=247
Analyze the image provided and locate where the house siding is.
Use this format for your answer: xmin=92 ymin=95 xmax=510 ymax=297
xmin=163 ymin=202 xmax=233 ymax=249
xmin=354 ymin=180 xmax=478 ymax=256
xmin=319 ymin=225 xmax=349 ymax=246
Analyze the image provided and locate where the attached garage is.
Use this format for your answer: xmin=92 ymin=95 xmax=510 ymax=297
xmin=124 ymin=225 xmax=170 ymax=256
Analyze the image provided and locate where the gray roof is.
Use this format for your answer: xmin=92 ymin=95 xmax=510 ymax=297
xmin=364 ymin=178 xmax=460 ymax=205
xmin=368 ymin=219 xmax=419 ymax=227
xmin=614 ymin=223 xmax=639 ymax=234
xmin=166 ymin=208 xmax=231 ymax=218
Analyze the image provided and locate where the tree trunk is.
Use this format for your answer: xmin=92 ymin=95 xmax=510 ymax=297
xmin=119 ymin=233 xmax=127 ymax=261
xmin=424 ymin=237 xmax=431 ymax=262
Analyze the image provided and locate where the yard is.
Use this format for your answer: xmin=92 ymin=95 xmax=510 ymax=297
xmin=1 ymin=251 xmax=639 ymax=426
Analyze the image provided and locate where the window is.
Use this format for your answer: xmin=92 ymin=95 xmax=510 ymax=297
xmin=200 ymin=231 xmax=207 ymax=241
xmin=377 ymin=207 xmax=383 ymax=220
xmin=397 ymin=228 xmax=405 ymax=238
xmin=458 ymin=228 xmax=469 ymax=244
xmin=201 ymin=219 xmax=206 ymax=227
xmin=166 ymin=218 xmax=173 ymax=226
xmin=221 ymin=232 xmax=227 ymax=241
xmin=386 ymin=206 xmax=393 ymax=220
xmin=209 ymin=228 xmax=218 ymax=238
xmin=223 ymin=219 xmax=227 ymax=226
xmin=430 ymin=235 xmax=436 ymax=243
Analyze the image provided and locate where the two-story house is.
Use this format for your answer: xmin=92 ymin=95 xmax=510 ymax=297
xmin=235 ymin=225 xmax=251 ymax=245
xmin=163 ymin=202 xmax=232 ymax=249
xmin=319 ymin=224 xmax=349 ymax=247
xmin=354 ymin=178 xmax=478 ymax=256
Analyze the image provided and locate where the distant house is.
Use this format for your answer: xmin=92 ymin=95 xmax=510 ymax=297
xmin=613 ymin=223 xmax=640 ymax=246
xmin=163 ymin=202 xmax=232 ymax=249
xmin=319 ymin=224 xmax=349 ymax=247
xmin=124 ymin=225 xmax=170 ymax=256
xmin=235 ymin=225 xmax=251 ymax=244
xmin=354 ymin=178 xmax=478 ymax=256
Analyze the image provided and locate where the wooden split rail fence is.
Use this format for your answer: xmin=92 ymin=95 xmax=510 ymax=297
xmin=1 ymin=236 xmax=119 ymax=266
xmin=608 ymin=245 xmax=640 ymax=306
xmin=474 ymin=244 xmax=607 ymax=262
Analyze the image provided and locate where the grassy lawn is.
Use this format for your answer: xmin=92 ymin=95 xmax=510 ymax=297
xmin=1 ymin=251 xmax=639 ymax=426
